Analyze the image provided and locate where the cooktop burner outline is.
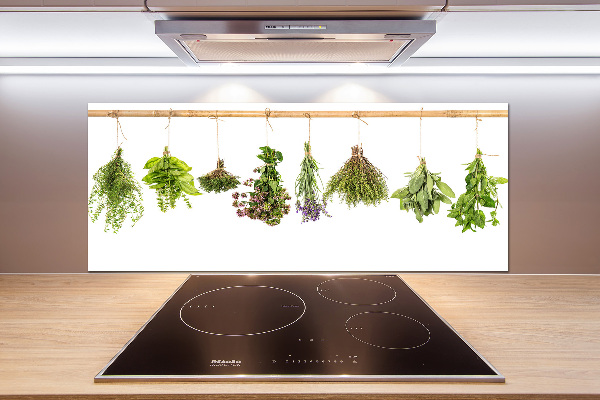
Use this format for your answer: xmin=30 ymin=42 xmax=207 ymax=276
xmin=316 ymin=277 xmax=397 ymax=305
xmin=179 ymin=285 xmax=307 ymax=336
xmin=345 ymin=311 xmax=431 ymax=350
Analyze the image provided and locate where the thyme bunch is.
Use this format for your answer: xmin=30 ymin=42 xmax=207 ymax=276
xmin=448 ymin=148 xmax=508 ymax=232
xmin=324 ymin=145 xmax=388 ymax=208
xmin=142 ymin=146 xmax=201 ymax=212
xmin=232 ymin=146 xmax=291 ymax=226
xmin=88 ymin=147 xmax=144 ymax=233
xmin=197 ymin=158 xmax=240 ymax=193
xmin=295 ymin=142 xmax=330 ymax=223
xmin=391 ymin=158 xmax=455 ymax=223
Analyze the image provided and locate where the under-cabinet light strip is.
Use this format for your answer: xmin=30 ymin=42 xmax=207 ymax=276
xmin=1 ymin=65 xmax=600 ymax=75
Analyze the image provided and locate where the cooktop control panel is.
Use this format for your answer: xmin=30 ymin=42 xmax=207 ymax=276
xmin=95 ymin=274 xmax=504 ymax=382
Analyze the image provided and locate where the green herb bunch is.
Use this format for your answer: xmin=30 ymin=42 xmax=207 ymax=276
xmin=142 ymin=146 xmax=201 ymax=212
xmin=448 ymin=148 xmax=508 ymax=232
xmin=197 ymin=158 xmax=240 ymax=193
xmin=88 ymin=147 xmax=144 ymax=233
xmin=391 ymin=158 xmax=455 ymax=223
xmin=295 ymin=142 xmax=330 ymax=223
xmin=232 ymin=146 xmax=291 ymax=226
xmin=324 ymin=145 xmax=388 ymax=208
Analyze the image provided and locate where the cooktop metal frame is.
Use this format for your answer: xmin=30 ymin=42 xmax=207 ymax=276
xmin=95 ymin=274 xmax=504 ymax=383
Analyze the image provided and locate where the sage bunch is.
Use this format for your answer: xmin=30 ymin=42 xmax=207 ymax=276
xmin=197 ymin=158 xmax=240 ymax=193
xmin=88 ymin=147 xmax=144 ymax=233
xmin=448 ymin=148 xmax=508 ymax=232
xmin=391 ymin=158 xmax=454 ymax=223
xmin=295 ymin=142 xmax=330 ymax=223
xmin=324 ymin=145 xmax=388 ymax=208
xmin=232 ymin=146 xmax=291 ymax=226
xmin=142 ymin=146 xmax=201 ymax=212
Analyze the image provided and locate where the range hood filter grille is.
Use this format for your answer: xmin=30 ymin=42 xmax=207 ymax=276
xmin=182 ymin=39 xmax=411 ymax=63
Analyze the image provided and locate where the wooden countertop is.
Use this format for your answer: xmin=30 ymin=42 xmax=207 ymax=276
xmin=0 ymin=273 xmax=598 ymax=400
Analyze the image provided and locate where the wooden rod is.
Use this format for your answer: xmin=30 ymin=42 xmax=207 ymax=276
xmin=88 ymin=109 xmax=508 ymax=118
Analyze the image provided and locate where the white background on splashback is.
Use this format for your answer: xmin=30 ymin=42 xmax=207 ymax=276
xmin=88 ymin=103 xmax=508 ymax=272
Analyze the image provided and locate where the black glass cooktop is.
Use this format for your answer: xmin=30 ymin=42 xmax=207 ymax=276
xmin=95 ymin=274 xmax=504 ymax=382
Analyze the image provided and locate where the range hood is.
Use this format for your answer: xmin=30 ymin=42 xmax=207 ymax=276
xmin=155 ymin=20 xmax=435 ymax=67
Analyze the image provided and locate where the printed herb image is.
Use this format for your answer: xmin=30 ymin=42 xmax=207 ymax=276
xmin=88 ymin=147 xmax=144 ymax=233
xmin=197 ymin=158 xmax=240 ymax=193
xmin=295 ymin=142 xmax=330 ymax=223
xmin=391 ymin=158 xmax=455 ymax=223
xmin=142 ymin=146 xmax=201 ymax=212
xmin=232 ymin=146 xmax=291 ymax=226
xmin=324 ymin=145 xmax=388 ymax=208
xmin=448 ymin=148 xmax=508 ymax=232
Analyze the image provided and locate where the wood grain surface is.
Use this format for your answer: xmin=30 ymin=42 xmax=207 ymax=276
xmin=0 ymin=273 xmax=598 ymax=400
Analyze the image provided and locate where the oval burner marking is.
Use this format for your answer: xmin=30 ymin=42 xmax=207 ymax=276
xmin=345 ymin=311 xmax=431 ymax=350
xmin=180 ymin=286 xmax=306 ymax=336
xmin=317 ymin=277 xmax=397 ymax=305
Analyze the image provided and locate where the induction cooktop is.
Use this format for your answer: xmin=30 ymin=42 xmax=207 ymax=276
xmin=95 ymin=274 xmax=504 ymax=382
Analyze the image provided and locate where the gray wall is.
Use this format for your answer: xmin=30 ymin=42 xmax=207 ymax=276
xmin=1 ymin=73 xmax=599 ymax=274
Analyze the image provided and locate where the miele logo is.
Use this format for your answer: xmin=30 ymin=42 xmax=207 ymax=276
xmin=210 ymin=359 xmax=242 ymax=367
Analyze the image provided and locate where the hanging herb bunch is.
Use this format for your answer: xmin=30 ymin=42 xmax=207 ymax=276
xmin=142 ymin=146 xmax=201 ymax=212
xmin=88 ymin=114 xmax=143 ymax=233
xmin=295 ymin=141 xmax=330 ymax=223
xmin=324 ymin=144 xmax=388 ymax=208
xmin=391 ymin=158 xmax=455 ymax=223
xmin=197 ymin=116 xmax=240 ymax=193
xmin=232 ymin=146 xmax=291 ymax=226
xmin=448 ymin=148 xmax=508 ymax=232
xmin=198 ymin=158 xmax=240 ymax=193
xmin=324 ymin=114 xmax=388 ymax=207
xmin=88 ymin=146 xmax=144 ymax=233
xmin=295 ymin=116 xmax=330 ymax=223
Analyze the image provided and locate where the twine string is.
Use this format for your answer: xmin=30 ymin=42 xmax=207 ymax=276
xmin=474 ymin=112 xmax=499 ymax=157
xmin=208 ymin=112 xmax=223 ymax=163
xmin=352 ymin=112 xmax=368 ymax=148
xmin=419 ymin=107 xmax=424 ymax=159
xmin=304 ymin=113 xmax=312 ymax=156
xmin=165 ymin=108 xmax=173 ymax=149
xmin=108 ymin=110 xmax=126 ymax=150
xmin=265 ymin=108 xmax=273 ymax=146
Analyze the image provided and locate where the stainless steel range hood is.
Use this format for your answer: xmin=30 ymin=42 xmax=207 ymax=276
xmin=155 ymin=20 xmax=435 ymax=67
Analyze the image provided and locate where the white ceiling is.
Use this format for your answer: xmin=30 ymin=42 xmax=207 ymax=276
xmin=0 ymin=11 xmax=599 ymax=58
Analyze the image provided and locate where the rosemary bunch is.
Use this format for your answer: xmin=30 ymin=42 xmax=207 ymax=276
xmin=295 ymin=142 xmax=330 ymax=223
xmin=142 ymin=146 xmax=201 ymax=212
xmin=232 ymin=146 xmax=291 ymax=226
xmin=88 ymin=147 xmax=144 ymax=233
xmin=324 ymin=145 xmax=388 ymax=208
xmin=197 ymin=158 xmax=240 ymax=193
xmin=391 ymin=158 xmax=454 ymax=223
xmin=448 ymin=148 xmax=508 ymax=232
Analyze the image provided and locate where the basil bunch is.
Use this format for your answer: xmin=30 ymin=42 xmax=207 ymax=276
xmin=295 ymin=142 xmax=330 ymax=223
xmin=448 ymin=148 xmax=508 ymax=232
xmin=324 ymin=145 xmax=388 ymax=208
xmin=142 ymin=146 xmax=201 ymax=212
xmin=392 ymin=159 xmax=455 ymax=223
xmin=197 ymin=158 xmax=240 ymax=193
xmin=88 ymin=147 xmax=144 ymax=233
xmin=232 ymin=146 xmax=291 ymax=226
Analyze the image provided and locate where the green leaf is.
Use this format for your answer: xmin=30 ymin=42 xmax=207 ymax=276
xmin=433 ymin=198 xmax=440 ymax=214
xmin=143 ymin=157 xmax=160 ymax=169
xmin=492 ymin=176 xmax=508 ymax=185
xmin=435 ymin=181 xmax=455 ymax=198
xmin=409 ymin=173 xmax=424 ymax=194
xmin=427 ymin=174 xmax=433 ymax=195
xmin=415 ymin=207 xmax=423 ymax=223
xmin=482 ymin=195 xmax=496 ymax=208
xmin=391 ymin=187 xmax=409 ymax=199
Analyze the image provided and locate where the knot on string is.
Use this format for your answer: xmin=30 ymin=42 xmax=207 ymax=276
xmin=351 ymin=145 xmax=363 ymax=158
xmin=304 ymin=112 xmax=312 ymax=143
xmin=418 ymin=156 xmax=426 ymax=165
xmin=216 ymin=158 xmax=225 ymax=170
xmin=264 ymin=108 xmax=273 ymax=146
xmin=475 ymin=153 xmax=499 ymax=158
